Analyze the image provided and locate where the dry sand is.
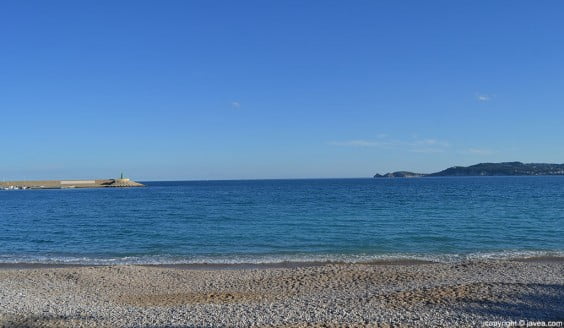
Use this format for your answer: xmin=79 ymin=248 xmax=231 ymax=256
xmin=0 ymin=259 xmax=562 ymax=327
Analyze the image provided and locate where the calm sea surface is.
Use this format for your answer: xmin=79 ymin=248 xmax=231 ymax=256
xmin=1 ymin=177 xmax=563 ymax=264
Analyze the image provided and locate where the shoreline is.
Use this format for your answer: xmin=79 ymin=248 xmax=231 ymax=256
xmin=511 ymin=255 xmax=564 ymax=264
xmin=0 ymin=260 xmax=433 ymax=271
xmin=1 ymin=255 xmax=562 ymax=271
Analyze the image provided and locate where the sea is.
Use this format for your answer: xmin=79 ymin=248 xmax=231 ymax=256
xmin=1 ymin=177 xmax=563 ymax=265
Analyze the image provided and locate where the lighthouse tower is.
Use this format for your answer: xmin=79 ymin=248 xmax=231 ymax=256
xmin=116 ymin=172 xmax=131 ymax=184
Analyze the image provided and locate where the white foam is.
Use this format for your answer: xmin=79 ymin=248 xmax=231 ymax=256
xmin=1 ymin=250 xmax=563 ymax=265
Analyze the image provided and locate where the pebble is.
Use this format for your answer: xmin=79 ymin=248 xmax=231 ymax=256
xmin=0 ymin=260 xmax=562 ymax=327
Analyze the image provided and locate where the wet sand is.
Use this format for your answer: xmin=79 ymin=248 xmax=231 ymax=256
xmin=512 ymin=256 xmax=564 ymax=264
xmin=0 ymin=259 xmax=434 ymax=271
xmin=0 ymin=259 xmax=562 ymax=327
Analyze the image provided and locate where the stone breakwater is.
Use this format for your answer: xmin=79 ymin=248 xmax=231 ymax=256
xmin=0 ymin=259 xmax=562 ymax=327
xmin=0 ymin=178 xmax=143 ymax=189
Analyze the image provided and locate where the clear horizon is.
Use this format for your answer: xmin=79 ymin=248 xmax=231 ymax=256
xmin=2 ymin=1 xmax=563 ymax=181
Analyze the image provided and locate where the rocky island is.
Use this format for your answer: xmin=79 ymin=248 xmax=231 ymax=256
xmin=373 ymin=171 xmax=425 ymax=178
xmin=374 ymin=161 xmax=564 ymax=178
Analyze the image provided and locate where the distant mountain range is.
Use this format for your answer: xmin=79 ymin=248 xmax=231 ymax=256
xmin=373 ymin=162 xmax=564 ymax=178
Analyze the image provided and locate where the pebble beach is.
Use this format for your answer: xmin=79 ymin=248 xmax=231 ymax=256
xmin=1 ymin=259 xmax=562 ymax=327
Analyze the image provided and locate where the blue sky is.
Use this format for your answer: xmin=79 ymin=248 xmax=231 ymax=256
xmin=1 ymin=1 xmax=563 ymax=180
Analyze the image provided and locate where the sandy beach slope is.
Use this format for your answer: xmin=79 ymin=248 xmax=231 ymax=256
xmin=0 ymin=259 xmax=562 ymax=327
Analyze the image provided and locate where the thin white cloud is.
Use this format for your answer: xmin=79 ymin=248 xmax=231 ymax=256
xmin=476 ymin=93 xmax=492 ymax=102
xmin=328 ymin=140 xmax=390 ymax=147
xmin=412 ymin=139 xmax=450 ymax=147
xmin=462 ymin=148 xmax=494 ymax=155
xmin=329 ymin=136 xmax=499 ymax=156
xmin=409 ymin=148 xmax=446 ymax=153
xmin=329 ymin=136 xmax=450 ymax=153
xmin=231 ymin=101 xmax=241 ymax=109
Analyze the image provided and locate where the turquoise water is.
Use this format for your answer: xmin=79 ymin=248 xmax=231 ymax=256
xmin=0 ymin=177 xmax=563 ymax=264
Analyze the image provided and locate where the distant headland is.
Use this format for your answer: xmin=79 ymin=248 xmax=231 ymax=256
xmin=374 ymin=162 xmax=564 ymax=178
xmin=1 ymin=173 xmax=144 ymax=190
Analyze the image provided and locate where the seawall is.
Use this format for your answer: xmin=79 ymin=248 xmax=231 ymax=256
xmin=0 ymin=178 xmax=144 ymax=189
